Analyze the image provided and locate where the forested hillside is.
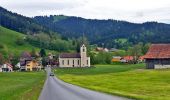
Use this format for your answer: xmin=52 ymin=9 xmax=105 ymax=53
xmin=1 ymin=6 xmax=170 ymax=50
xmin=0 ymin=7 xmax=76 ymax=52
xmin=0 ymin=7 xmax=49 ymax=34
xmin=34 ymin=15 xmax=170 ymax=49
xmin=0 ymin=26 xmax=39 ymax=57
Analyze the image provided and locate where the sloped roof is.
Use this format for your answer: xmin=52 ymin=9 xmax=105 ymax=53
xmin=60 ymin=53 xmax=81 ymax=58
xmin=123 ymin=56 xmax=133 ymax=61
xmin=144 ymin=44 xmax=170 ymax=59
xmin=20 ymin=51 xmax=32 ymax=59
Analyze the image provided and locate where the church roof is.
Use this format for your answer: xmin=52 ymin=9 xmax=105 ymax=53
xmin=59 ymin=53 xmax=81 ymax=58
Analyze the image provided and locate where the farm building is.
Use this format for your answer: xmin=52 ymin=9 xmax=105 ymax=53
xmin=59 ymin=44 xmax=90 ymax=67
xmin=144 ymin=44 xmax=170 ymax=69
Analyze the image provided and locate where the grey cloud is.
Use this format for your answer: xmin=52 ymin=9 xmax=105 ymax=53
xmin=9 ymin=2 xmax=83 ymax=11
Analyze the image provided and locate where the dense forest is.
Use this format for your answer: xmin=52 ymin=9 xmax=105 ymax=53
xmin=34 ymin=15 xmax=170 ymax=49
xmin=0 ymin=7 xmax=49 ymax=34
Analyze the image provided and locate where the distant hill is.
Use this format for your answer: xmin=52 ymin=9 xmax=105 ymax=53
xmin=0 ymin=26 xmax=39 ymax=56
xmin=34 ymin=15 xmax=170 ymax=49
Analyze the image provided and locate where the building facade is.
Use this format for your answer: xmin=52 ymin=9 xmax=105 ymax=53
xmin=59 ymin=44 xmax=90 ymax=67
xmin=26 ymin=60 xmax=41 ymax=71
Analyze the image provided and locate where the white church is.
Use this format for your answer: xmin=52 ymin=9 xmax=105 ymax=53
xmin=58 ymin=44 xmax=90 ymax=67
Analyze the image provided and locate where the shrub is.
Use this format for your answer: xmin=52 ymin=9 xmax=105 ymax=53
xmin=0 ymin=44 xmax=4 ymax=49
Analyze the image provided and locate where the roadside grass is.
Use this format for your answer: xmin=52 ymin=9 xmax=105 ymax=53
xmin=0 ymin=72 xmax=45 ymax=100
xmin=55 ymin=64 xmax=170 ymax=100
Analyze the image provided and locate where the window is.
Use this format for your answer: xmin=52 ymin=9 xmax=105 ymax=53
xmin=78 ymin=60 xmax=79 ymax=65
xmin=67 ymin=60 xmax=69 ymax=65
xmin=83 ymin=48 xmax=85 ymax=52
xmin=87 ymin=60 xmax=88 ymax=65
xmin=62 ymin=60 xmax=64 ymax=65
xmin=73 ymin=60 xmax=74 ymax=64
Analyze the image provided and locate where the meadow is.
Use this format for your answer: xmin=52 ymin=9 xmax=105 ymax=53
xmin=0 ymin=26 xmax=40 ymax=56
xmin=55 ymin=64 xmax=170 ymax=100
xmin=0 ymin=72 xmax=45 ymax=100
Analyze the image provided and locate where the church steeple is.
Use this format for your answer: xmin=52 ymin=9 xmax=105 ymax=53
xmin=80 ymin=44 xmax=87 ymax=67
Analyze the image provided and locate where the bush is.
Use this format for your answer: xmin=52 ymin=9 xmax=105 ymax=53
xmin=0 ymin=44 xmax=4 ymax=49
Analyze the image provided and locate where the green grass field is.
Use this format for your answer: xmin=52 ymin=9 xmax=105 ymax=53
xmin=0 ymin=72 xmax=45 ymax=100
xmin=0 ymin=26 xmax=40 ymax=56
xmin=55 ymin=64 xmax=170 ymax=100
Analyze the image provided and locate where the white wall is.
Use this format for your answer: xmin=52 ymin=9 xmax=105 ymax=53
xmin=155 ymin=64 xmax=170 ymax=69
xmin=59 ymin=58 xmax=81 ymax=67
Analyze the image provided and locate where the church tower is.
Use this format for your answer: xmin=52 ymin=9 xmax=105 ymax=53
xmin=80 ymin=44 xmax=87 ymax=67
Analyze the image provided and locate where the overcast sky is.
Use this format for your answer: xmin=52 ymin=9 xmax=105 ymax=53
xmin=1 ymin=0 xmax=170 ymax=23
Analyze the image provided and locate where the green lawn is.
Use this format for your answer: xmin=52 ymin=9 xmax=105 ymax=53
xmin=0 ymin=72 xmax=45 ymax=100
xmin=55 ymin=64 xmax=170 ymax=100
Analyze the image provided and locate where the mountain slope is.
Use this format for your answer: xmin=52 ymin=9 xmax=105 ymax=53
xmin=34 ymin=15 xmax=170 ymax=48
xmin=0 ymin=7 xmax=49 ymax=34
xmin=0 ymin=26 xmax=39 ymax=56
xmin=0 ymin=7 xmax=75 ymax=52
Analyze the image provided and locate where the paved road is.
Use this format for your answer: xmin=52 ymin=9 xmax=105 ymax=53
xmin=39 ymin=67 xmax=129 ymax=100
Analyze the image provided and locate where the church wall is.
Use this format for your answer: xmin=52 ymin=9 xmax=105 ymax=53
xmin=59 ymin=58 xmax=81 ymax=67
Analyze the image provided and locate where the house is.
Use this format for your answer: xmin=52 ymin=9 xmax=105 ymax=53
xmin=122 ymin=56 xmax=134 ymax=63
xmin=144 ymin=44 xmax=170 ymax=69
xmin=112 ymin=56 xmax=122 ymax=62
xmin=20 ymin=52 xmax=32 ymax=71
xmin=15 ymin=62 xmax=21 ymax=69
xmin=1 ymin=63 xmax=13 ymax=72
xmin=25 ymin=60 xmax=41 ymax=71
xmin=96 ymin=47 xmax=109 ymax=52
xmin=59 ymin=44 xmax=90 ymax=67
xmin=139 ymin=56 xmax=145 ymax=62
xmin=109 ymin=48 xmax=119 ymax=52
xmin=96 ymin=47 xmax=103 ymax=51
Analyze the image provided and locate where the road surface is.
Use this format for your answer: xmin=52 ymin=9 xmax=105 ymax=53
xmin=39 ymin=67 xmax=129 ymax=100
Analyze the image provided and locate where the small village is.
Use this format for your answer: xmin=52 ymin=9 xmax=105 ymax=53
xmin=1 ymin=43 xmax=170 ymax=72
xmin=1 ymin=2 xmax=170 ymax=100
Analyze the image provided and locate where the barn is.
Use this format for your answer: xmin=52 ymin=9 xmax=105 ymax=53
xmin=144 ymin=44 xmax=170 ymax=69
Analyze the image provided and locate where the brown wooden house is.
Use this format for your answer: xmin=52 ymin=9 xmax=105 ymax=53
xmin=144 ymin=44 xmax=170 ymax=69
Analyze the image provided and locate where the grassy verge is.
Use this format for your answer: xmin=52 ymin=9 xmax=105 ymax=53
xmin=0 ymin=72 xmax=45 ymax=100
xmin=55 ymin=64 xmax=170 ymax=100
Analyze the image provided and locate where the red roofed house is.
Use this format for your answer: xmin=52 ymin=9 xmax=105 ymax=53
xmin=139 ymin=56 xmax=145 ymax=62
xmin=58 ymin=44 xmax=90 ymax=67
xmin=122 ymin=56 xmax=134 ymax=63
xmin=144 ymin=44 xmax=170 ymax=69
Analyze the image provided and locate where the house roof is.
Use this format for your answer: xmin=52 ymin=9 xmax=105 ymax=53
xmin=123 ymin=56 xmax=133 ymax=61
xmin=59 ymin=53 xmax=81 ymax=58
xmin=20 ymin=52 xmax=32 ymax=59
xmin=6 ymin=63 xmax=13 ymax=68
xmin=139 ymin=56 xmax=145 ymax=60
xmin=144 ymin=44 xmax=170 ymax=59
